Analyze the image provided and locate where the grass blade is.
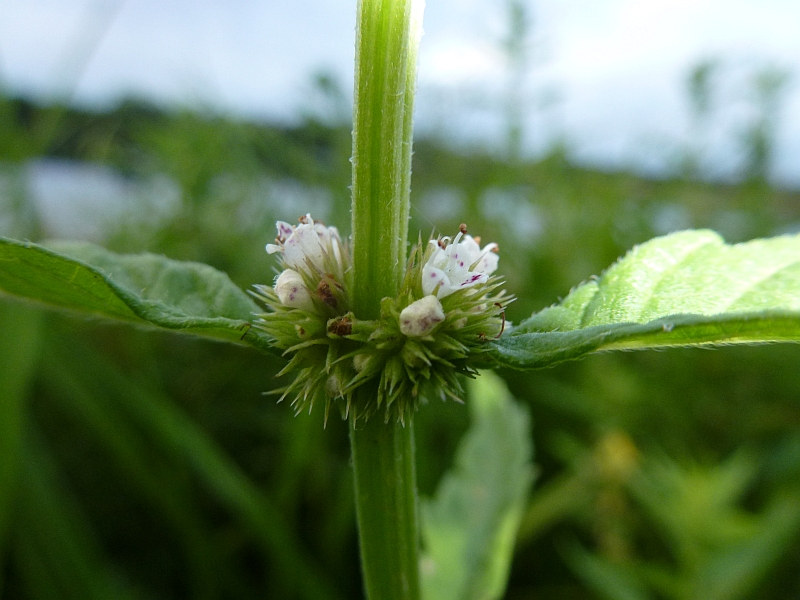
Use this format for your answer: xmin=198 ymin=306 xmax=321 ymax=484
xmin=0 ymin=302 xmax=43 ymax=590
xmin=49 ymin=340 xmax=343 ymax=600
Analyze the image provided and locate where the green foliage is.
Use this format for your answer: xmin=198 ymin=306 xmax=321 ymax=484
xmin=3 ymin=91 xmax=800 ymax=599
xmin=0 ymin=237 xmax=275 ymax=353
xmin=565 ymin=452 xmax=800 ymax=600
xmin=492 ymin=230 xmax=800 ymax=369
xmin=44 ymin=340 xmax=342 ymax=600
xmin=0 ymin=303 xmax=43 ymax=590
xmin=421 ymin=372 xmax=534 ymax=600
xmin=14 ymin=431 xmax=142 ymax=600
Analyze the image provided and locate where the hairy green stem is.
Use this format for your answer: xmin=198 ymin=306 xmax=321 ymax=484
xmin=351 ymin=0 xmax=423 ymax=318
xmin=349 ymin=0 xmax=425 ymax=598
xmin=350 ymin=397 xmax=420 ymax=600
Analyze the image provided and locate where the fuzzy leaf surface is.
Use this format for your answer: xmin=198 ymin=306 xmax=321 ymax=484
xmin=490 ymin=230 xmax=800 ymax=369
xmin=0 ymin=237 xmax=275 ymax=352
xmin=421 ymin=371 xmax=534 ymax=600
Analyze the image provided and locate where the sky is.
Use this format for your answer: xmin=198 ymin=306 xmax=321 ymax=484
xmin=1 ymin=0 xmax=799 ymax=185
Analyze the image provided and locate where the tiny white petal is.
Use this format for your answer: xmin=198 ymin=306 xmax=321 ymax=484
xmin=423 ymin=230 xmax=500 ymax=298
xmin=275 ymin=269 xmax=314 ymax=311
xmin=267 ymin=213 xmax=344 ymax=276
xmin=460 ymin=235 xmax=481 ymax=257
xmin=476 ymin=250 xmax=498 ymax=275
xmin=399 ymin=295 xmax=445 ymax=337
xmin=422 ymin=264 xmax=449 ymax=296
xmin=284 ymin=223 xmax=326 ymax=272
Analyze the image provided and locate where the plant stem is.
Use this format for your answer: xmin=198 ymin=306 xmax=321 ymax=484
xmin=351 ymin=0 xmax=424 ymax=319
xmin=350 ymin=401 xmax=420 ymax=600
xmin=349 ymin=0 xmax=424 ymax=598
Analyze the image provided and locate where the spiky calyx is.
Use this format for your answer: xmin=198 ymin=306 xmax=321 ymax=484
xmin=252 ymin=219 xmax=510 ymax=424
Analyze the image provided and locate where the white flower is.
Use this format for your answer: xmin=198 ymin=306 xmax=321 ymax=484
xmin=422 ymin=231 xmax=499 ymax=298
xmin=266 ymin=214 xmax=342 ymax=275
xmin=399 ymin=295 xmax=446 ymax=337
xmin=274 ymin=269 xmax=315 ymax=311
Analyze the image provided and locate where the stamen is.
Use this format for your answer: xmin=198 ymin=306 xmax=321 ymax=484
xmin=494 ymin=302 xmax=506 ymax=338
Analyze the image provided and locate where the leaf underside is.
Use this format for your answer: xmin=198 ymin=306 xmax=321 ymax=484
xmin=490 ymin=230 xmax=800 ymax=369
xmin=421 ymin=371 xmax=534 ymax=600
xmin=0 ymin=237 xmax=276 ymax=354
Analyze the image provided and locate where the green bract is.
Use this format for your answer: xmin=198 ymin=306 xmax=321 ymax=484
xmin=252 ymin=221 xmax=510 ymax=424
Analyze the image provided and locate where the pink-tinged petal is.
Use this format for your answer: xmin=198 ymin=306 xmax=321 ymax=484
xmin=274 ymin=269 xmax=314 ymax=311
xmin=277 ymin=221 xmax=294 ymax=239
xmin=267 ymin=214 xmax=346 ymax=278
xmin=286 ymin=222 xmax=328 ymax=271
xmin=422 ymin=229 xmax=499 ymax=297
xmin=476 ymin=251 xmax=498 ymax=275
xmin=399 ymin=295 xmax=445 ymax=337
xmin=422 ymin=264 xmax=449 ymax=296
xmin=459 ymin=272 xmax=488 ymax=288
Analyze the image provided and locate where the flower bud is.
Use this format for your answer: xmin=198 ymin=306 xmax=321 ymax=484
xmin=353 ymin=353 xmax=371 ymax=373
xmin=399 ymin=295 xmax=445 ymax=337
xmin=275 ymin=269 xmax=314 ymax=311
xmin=325 ymin=373 xmax=343 ymax=398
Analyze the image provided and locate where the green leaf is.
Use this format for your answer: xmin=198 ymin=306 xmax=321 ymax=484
xmin=420 ymin=371 xmax=534 ymax=600
xmin=0 ymin=237 xmax=275 ymax=353
xmin=491 ymin=230 xmax=800 ymax=369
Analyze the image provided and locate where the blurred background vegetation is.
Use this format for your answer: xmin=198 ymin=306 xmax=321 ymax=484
xmin=2 ymin=2 xmax=800 ymax=598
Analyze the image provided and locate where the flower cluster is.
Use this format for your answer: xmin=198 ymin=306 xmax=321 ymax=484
xmin=252 ymin=217 xmax=510 ymax=424
xmin=422 ymin=230 xmax=498 ymax=298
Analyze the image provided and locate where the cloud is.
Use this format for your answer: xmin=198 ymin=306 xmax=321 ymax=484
xmin=1 ymin=0 xmax=799 ymax=183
